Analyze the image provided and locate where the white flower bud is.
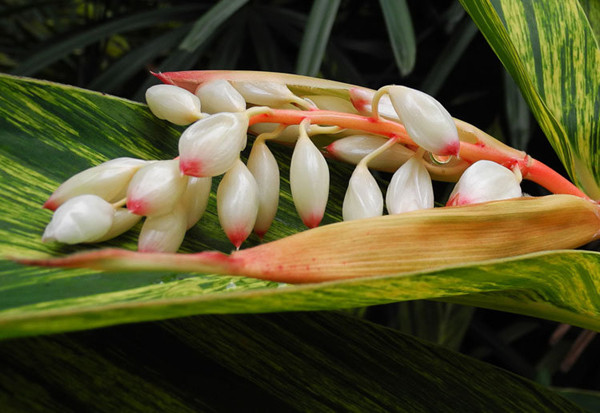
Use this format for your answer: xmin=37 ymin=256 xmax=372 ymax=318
xmin=247 ymin=140 xmax=280 ymax=237
xmin=386 ymin=157 xmax=434 ymax=214
xmin=350 ymin=87 xmax=398 ymax=119
xmin=388 ymin=86 xmax=460 ymax=156
xmin=217 ymin=159 xmax=259 ymax=248
xmin=327 ymin=135 xmax=415 ymax=172
xmin=195 ymin=79 xmax=246 ymax=113
xmin=43 ymin=158 xmax=147 ymax=210
xmin=138 ymin=203 xmax=187 ymax=253
xmin=145 ymin=84 xmax=202 ymax=125
xmin=447 ymin=160 xmax=523 ymax=206
xmin=290 ymin=130 xmax=330 ymax=228
xmin=42 ymin=195 xmax=114 ymax=244
xmin=88 ymin=208 xmax=142 ymax=243
xmin=180 ymin=176 xmax=212 ymax=229
xmin=178 ymin=112 xmax=249 ymax=177
xmin=231 ymin=81 xmax=299 ymax=107
xmin=342 ymin=164 xmax=383 ymax=221
xmin=126 ymin=159 xmax=188 ymax=216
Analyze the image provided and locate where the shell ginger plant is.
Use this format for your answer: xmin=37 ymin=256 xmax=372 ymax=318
xmin=1 ymin=0 xmax=599 ymax=356
xmin=20 ymin=69 xmax=599 ymax=284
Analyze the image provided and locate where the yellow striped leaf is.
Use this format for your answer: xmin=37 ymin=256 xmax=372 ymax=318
xmin=1 ymin=73 xmax=600 ymax=340
xmin=459 ymin=0 xmax=600 ymax=198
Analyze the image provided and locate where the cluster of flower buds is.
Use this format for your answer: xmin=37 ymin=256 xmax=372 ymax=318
xmin=42 ymin=75 xmax=526 ymax=253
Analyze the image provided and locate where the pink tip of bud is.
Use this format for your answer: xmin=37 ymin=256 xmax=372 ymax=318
xmin=349 ymin=87 xmax=370 ymax=112
xmin=254 ymin=229 xmax=267 ymax=240
xmin=325 ymin=142 xmax=337 ymax=156
xmin=179 ymin=159 xmax=204 ymax=177
xmin=43 ymin=199 xmax=58 ymax=211
xmin=150 ymin=71 xmax=173 ymax=85
xmin=446 ymin=193 xmax=470 ymax=206
xmin=440 ymin=140 xmax=460 ymax=157
xmin=227 ymin=228 xmax=250 ymax=249
xmin=127 ymin=198 xmax=148 ymax=215
xmin=302 ymin=213 xmax=323 ymax=229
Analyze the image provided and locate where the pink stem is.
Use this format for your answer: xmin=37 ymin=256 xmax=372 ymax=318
xmin=250 ymin=109 xmax=590 ymax=199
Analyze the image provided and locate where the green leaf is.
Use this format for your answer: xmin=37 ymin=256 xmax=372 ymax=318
xmin=2 ymin=74 xmax=600 ymax=341
xmin=87 ymin=24 xmax=190 ymax=93
xmin=0 ymin=312 xmax=584 ymax=411
xmin=179 ymin=0 xmax=249 ymax=53
xmin=458 ymin=0 xmax=600 ymax=198
xmin=11 ymin=5 xmax=207 ymax=77
xmin=295 ymin=0 xmax=341 ymax=76
xmin=421 ymin=18 xmax=478 ymax=96
xmin=378 ymin=0 xmax=416 ymax=77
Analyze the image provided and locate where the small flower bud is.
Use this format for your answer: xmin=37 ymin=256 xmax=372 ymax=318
xmin=145 ymin=84 xmax=202 ymax=125
xmin=42 ymin=195 xmax=114 ymax=244
xmin=388 ymin=86 xmax=460 ymax=156
xmin=247 ymin=139 xmax=280 ymax=237
xmin=342 ymin=164 xmax=383 ymax=221
xmin=180 ymin=176 xmax=212 ymax=229
xmin=138 ymin=203 xmax=187 ymax=253
xmin=349 ymin=87 xmax=398 ymax=119
xmin=447 ymin=160 xmax=523 ymax=206
xmin=290 ymin=128 xmax=330 ymax=228
xmin=178 ymin=112 xmax=249 ymax=177
xmin=231 ymin=81 xmax=300 ymax=107
xmin=43 ymin=158 xmax=147 ymax=210
xmin=195 ymin=79 xmax=246 ymax=113
xmin=327 ymin=135 xmax=415 ymax=173
xmin=386 ymin=157 xmax=434 ymax=214
xmin=217 ymin=159 xmax=259 ymax=248
xmin=89 ymin=208 xmax=142 ymax=243
xmin=126 ymin=159 xmax=188 ymax=216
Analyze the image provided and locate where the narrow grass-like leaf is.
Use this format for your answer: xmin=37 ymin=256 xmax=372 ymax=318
xmin=11 ymin=5 xmax=206 ymax=77
xmin=87 ymin=25 xmax=190 ymax=93
xmin=2 ymin=74 xmax=600 ymax=341
xmin=378 ymin=0 xmax=416 ymax=77
xmin=421 ymin=18 xmax=478 ymax=95
xmin=295 ymin=0 xmax=341 ymax=76
xmin=503 ymin=70 xmax=532 ymax=151
xmin=0 ymin=312 xmax=583 ymax=411
xmin=179 ymin=0 xmax=249 ymax=53
xmin=459 ymin=0 xmax=600 ymax=198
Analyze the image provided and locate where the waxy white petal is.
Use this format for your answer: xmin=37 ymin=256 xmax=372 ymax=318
xmin=195 ymin=79 xmax=246 ymax=113
xmin=178 ymin=112 xmax=249 ymax=177
xmin=342 ymin=164 xmax=383 ymax=221
xmin=42 ymin=195 xmax=114 ymax=244
xmin=89 ymin=208 xmax=142 ymax=243
xmin=386 ymin=157 xmax=434 ymax=214
xmin=180 ymin=176 xmax=212 ymax=229
xmin=231 ymin=80 xmax=299 ymax=107
xmin=126 ymin=159 xmax=188 ymax=216
xmin=388 ymin=86 xmax=459 ymax=156
xmin=247 ymin=140 xmax=280 ymax=237
xmin=44 ymin=157 xmax=147 ymax=210
xmin=145 ymin=84 xmax=202 ymax=125
xmin=290 ymin=131 xmax=330 ymax=228
xmin=447 ymin=160 xmax=522 ymax=206
xmin=217 ymin=159 xmax=259 ymax=248
xmin=138 ymin=203 xmax=187 ymax=253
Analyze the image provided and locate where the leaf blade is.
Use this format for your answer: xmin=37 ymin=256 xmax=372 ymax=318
xmin=459 ymin=0 xmax=600 ymax=198
xmin=295 ymin=0 xmax=341 ymax=76
xmin=378 ymin=0 xmax=416 ymax=77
